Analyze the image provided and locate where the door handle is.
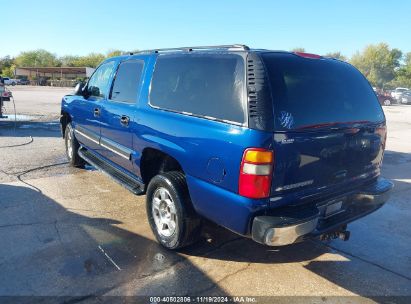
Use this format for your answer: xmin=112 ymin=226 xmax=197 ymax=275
xmin=93 ymin=108 xmax=101 ymax=117
xmin=120 ymin=115 xmax=130 ymax=126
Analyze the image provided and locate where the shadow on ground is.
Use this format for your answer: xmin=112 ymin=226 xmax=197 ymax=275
xmin=1 ymin=180 xmax=410 ymax=298
xmin=0 ymin=121 xmax=61 ymax=138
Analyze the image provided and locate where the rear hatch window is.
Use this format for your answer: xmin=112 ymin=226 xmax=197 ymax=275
xmin=261 ymin=53 xmax=384 ymax=130
xmin=261 ymin=53 xmax=386 ymax=199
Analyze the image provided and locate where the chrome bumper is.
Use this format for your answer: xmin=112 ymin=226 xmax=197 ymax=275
xmin=251 ymin=177 xmax=393 ymax=246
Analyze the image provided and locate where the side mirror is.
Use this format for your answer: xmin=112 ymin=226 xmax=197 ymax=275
xmin=74 ymin=82 xmax=85 ymax=96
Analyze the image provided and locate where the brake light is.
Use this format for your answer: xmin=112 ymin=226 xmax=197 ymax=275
xmin=239 ymin=148 xmax=274 ymax=199
xmin=293 ymin=52 xmax=322 ymax=59
xmin=376 ymin=126 xmax=387 ymax=149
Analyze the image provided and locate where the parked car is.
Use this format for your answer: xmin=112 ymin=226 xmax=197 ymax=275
xmin=0 ymin=86 xmax=12 ymax=101
xmin=400 ymin=91 xmax=411 ymax=104
xmin=391 ymin=87 xmax=409 ymax=100
xmin=60 ymin=45 xmax=393 ymax=249
xmin=376 ymin=92 xmax=395 ymax=106
xmin=1 ymin=77 xmax=18 ymax=86
xmin=19 ymin=79 xmax=30 ymax=85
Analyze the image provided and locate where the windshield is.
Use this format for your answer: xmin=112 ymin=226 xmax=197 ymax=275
xmin=261 ymin=53 xmax=385 ymax=130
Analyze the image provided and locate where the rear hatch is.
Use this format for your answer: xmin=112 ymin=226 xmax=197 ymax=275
xmin=260 ymin=53 xmax=386 ymax=203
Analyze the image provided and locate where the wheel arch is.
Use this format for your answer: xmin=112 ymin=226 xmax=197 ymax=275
xmin=60 ymin=111 xmax=72 ymax=138
xmin=140 ymin=147 xmax=185 ymax=189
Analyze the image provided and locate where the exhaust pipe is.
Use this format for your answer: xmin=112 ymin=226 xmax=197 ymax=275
xmin=320 ymin=229 xmax=351 ymax=242
xmin=338 ymin=230 xmax=350 ymax=241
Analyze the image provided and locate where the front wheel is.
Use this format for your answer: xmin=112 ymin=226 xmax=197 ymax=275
xmin=383 ymin=99 xmax=391 ymax=106
xmin=64 ymin=123 xmax=85 ymax=167
xmin=146 ymin=171 xmax=201 ymax=250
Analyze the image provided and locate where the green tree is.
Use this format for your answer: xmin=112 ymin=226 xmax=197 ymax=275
xmin=1 ymin=64 xmax=16 ymax=77
xmin=14 ymin=49 xmax=60 ymax=67
xmin=388 ymin=52 xmax=411 ymax=88
xmin=291 ymin=47 xmax=306 ymax=52
xmin=0 ymin=56 xmax=14 ymax=72
xmin=106 ymin=50 xmax=124 ymax=58
xmin=324 ymin=51 xmax=347 ymax=61
xmin=60 ymin=55 xmax=81 ymax=67
xmin=350 ymin=43 xmax=402 ymax=89
xmin=72 ymin=53 xmax=105 ymax=68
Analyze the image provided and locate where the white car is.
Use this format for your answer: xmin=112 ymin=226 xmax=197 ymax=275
xmin=2 ymin=77 xmax=19 ymax=86
xmin=391 ymin=87 xmax=410 ymax=100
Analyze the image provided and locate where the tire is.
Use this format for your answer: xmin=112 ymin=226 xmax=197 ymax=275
xmin=64 ymin=123 xmax=85 ymax=168
xmin=383 ymin=99 xmax=391 ymax=106
xmin=146 ymin=171 xmax=202 ymax=250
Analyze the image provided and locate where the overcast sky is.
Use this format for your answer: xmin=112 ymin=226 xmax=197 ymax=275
xmin=2 ymin=0 xmax=410 ymax=58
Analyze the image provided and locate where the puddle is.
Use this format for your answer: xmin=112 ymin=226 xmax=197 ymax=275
xmin=0 ymin=114 xmax=40 ymax=121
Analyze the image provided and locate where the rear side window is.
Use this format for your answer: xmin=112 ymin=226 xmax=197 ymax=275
xmin=261 ymin=53 xmax=384 ymax=130
xmin=110 ymin=59 xmax=144 ymax=103
xmin=150 ymin=53 xmax=246 ymax=124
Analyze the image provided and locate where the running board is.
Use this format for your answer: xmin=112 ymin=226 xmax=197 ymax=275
xmin=78 ymin=147 xmax=144 ymax=195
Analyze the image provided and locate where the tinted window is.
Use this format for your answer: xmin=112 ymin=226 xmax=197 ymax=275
xmin=110 ymin=60 xmax=144 ymax=103
xmin=87 ymin=61 xmax=116 ymax=98
xmin=150 ymin=54 xmax=245 ymax=123
xmin=262 ymin=53 xmax=384 ymax=130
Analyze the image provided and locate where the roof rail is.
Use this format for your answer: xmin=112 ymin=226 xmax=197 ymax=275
xmin=130 ymin=44 xmax=249 ymax=55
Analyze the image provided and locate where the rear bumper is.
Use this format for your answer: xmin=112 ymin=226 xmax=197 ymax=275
xmin=251 ymin=177 xmax=393 ymax=246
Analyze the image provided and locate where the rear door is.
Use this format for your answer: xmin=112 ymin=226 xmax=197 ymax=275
xmin=99 ymin=58 xmax=146 ymax=173
xmin=71 ymin=60 xmax=116 ymax=152
xmin=261 ymin=53 xmax=386 ymax=197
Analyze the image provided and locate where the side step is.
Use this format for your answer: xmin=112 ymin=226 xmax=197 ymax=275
xmin=78 ymin=147 xmax=144 ymax=195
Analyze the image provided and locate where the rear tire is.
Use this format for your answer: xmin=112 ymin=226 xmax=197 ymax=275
xmin=146 ymin=171 xmax=201 ymax=250
xmin=383 ymin=99 xmax=391 ymax=106
xmin=64 ymin=123 xmax=85 ymax=168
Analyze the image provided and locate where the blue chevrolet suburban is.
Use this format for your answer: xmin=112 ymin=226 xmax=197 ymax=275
xmin=60 ymin=44 xmax=393 ymax=249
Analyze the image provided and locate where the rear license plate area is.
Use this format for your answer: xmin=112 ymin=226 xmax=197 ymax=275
xmin=323 ymin=198 xmax=346 ymax=218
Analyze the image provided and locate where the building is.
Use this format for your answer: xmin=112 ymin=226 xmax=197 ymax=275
xmin=15 ymin=67 xmax=95 ymax=86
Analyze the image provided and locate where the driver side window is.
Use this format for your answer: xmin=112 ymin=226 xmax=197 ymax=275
xmin=87 ymin=61 xmax=116 ymax=98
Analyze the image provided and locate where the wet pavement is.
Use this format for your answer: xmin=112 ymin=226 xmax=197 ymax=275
xmin=0 ymin=87 xmax=410 ymax=301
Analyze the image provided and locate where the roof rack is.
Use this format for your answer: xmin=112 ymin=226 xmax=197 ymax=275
xmin=130 ymin=44 xmax=249 ymax=55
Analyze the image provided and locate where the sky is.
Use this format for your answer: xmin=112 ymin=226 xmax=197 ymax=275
xmin=2 ymin=0 xmax=411 ymax=58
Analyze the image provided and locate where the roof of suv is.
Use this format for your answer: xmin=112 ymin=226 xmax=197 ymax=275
xmin=112 ymin=45 xmax=335 ymax=60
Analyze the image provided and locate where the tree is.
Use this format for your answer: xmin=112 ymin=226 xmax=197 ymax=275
xmin=60 ymin=55 xmax=81 ymax=67
xmin=350 ymin=43 xmax=402 ymax=89
xmin=106 ymin=50 xmax=124 ymax=58
xmin=324 ymin=52 xmax=347 ymax=61
xmin=71 ymin=53 xmax=105 ymax=68
xmin=14 ymin=49 xmax=60 ymax=67
xmin=0 ymin=56 xmax=14 ymax=71
xmin=388 ymin=52 xmax=411 ymax=88
xmin=291 ymin=47 xmax=306 ymax=52
xmin=1 ymin=64 xmax=16 ymax=77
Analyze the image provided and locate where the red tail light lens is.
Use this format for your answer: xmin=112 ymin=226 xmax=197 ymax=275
xmin=293 ymin=52 xmax=322 ymax=59
xmin=239 ymin=148 xmax=274 ymax=199
xmin=376 ymin=126 xmax=387 ymax=148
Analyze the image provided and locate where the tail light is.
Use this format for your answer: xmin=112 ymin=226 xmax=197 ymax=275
xmin=376 ymin=126 xmax=387 ymax=149
xmin=239 ymin=148 xmax=274 ymax=199
xmin=293 ymin=52 xmax=322 ymax=59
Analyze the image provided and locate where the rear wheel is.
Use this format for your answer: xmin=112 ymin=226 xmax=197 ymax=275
xmin=383 ymin=99 xmax=391 ymax=106
xmin=146 ymin=171 xmax=201 ymax=249
xmin=64 ymin=123 xmax=85 ymax=168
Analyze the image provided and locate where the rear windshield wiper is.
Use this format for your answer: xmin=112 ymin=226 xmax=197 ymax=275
xmin=296 ymin=120 xmax=372 ymax=130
